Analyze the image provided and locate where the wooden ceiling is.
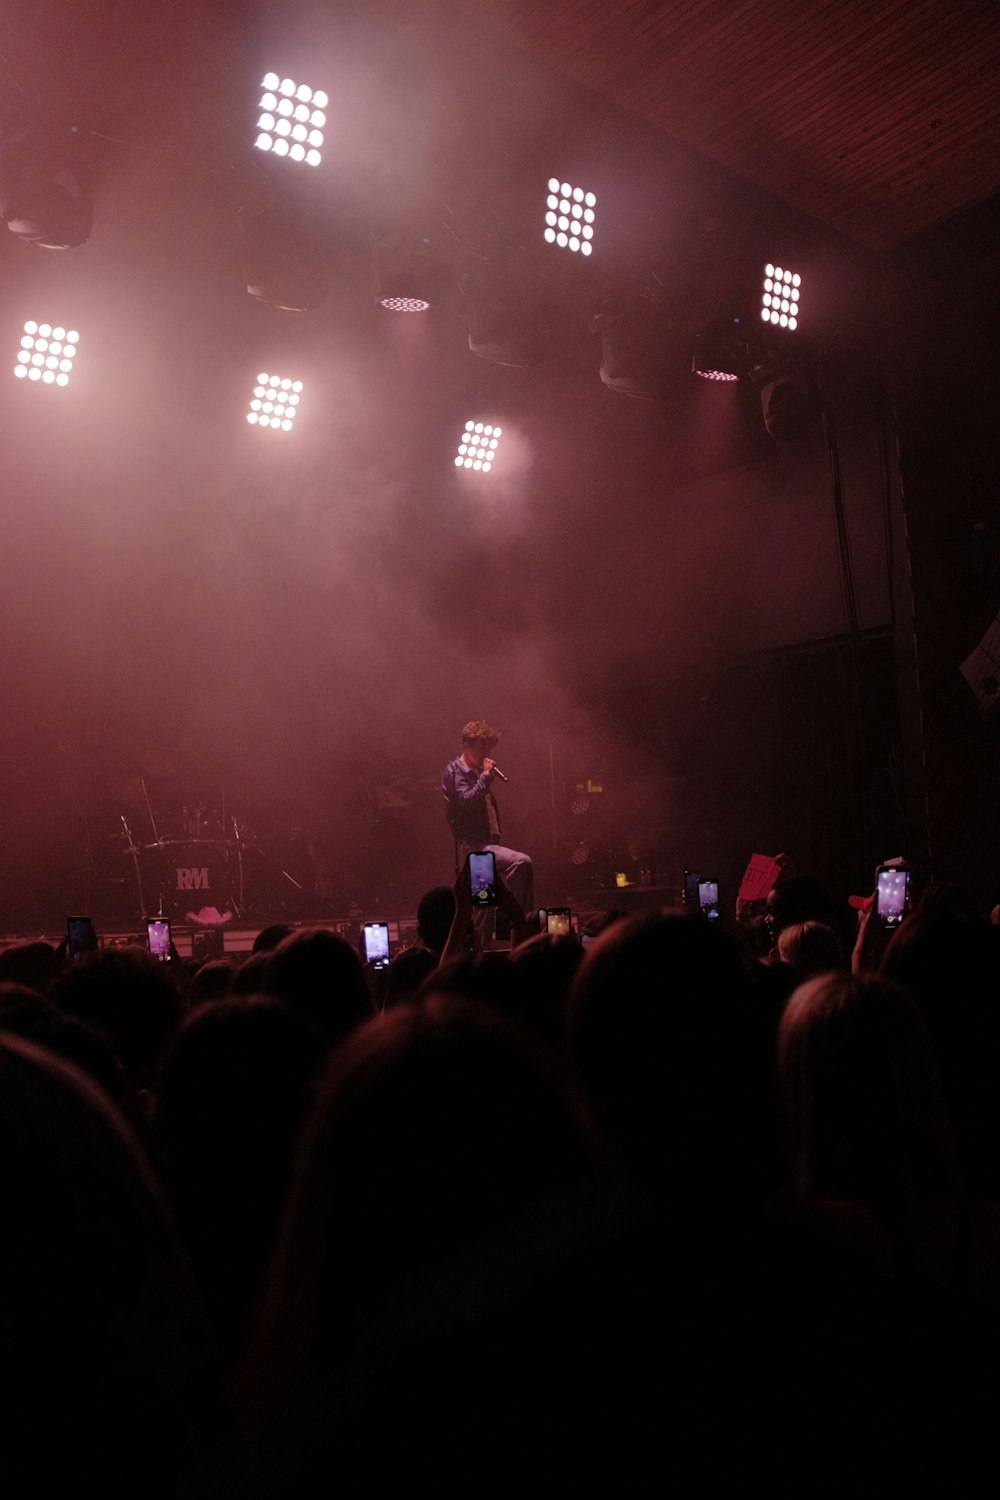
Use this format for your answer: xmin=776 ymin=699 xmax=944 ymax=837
xmin=454 ymin=0 xmax=1000 ymax=252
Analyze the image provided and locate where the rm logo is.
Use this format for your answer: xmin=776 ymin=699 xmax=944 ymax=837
xmin=176 ymin=867 xmax=209 ymax=890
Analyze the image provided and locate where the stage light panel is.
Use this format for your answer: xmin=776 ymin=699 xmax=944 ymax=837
xmin=246 ymin=371 xmax=303 ymax=431
xmin=454 ymin=420 xmax=502 ymax=473
xmin=13 ymin=320 xmax=79 ymax=385
xmin=379 ymin=296 xmax=430 ymax=312
xmin=544 ymin=177 xmax=595 ymax=256
xmin=255 ymin=72 xmax=326 ymax=167
xmin=761 ymin=263 xmax=800 ymax=330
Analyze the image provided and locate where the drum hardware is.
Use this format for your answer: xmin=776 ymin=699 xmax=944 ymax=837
xmin=134 ymin=837 xmax=244 ymax=923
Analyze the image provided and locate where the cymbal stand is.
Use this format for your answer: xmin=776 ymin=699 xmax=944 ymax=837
xmin=120 ymin=815 xmax=149 ymax=918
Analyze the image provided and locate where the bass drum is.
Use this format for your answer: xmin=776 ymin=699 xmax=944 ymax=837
xmin=143 ymin=840 xmax=238 ymax=921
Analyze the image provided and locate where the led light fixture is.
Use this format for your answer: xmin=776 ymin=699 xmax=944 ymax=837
xmin=544 ymin=178 xmax=595 ymax=256
xmin=691 ymin=321 xmax=747 ymax=382
xmin=761 ymin=263 xmax=800 ymax=331
xmin=380 ymin=296 xmax=430 ymax=312
xmin=254 ymin=73 xmax=327 ymax=167
xmin=246 ymin=372 xmax=303 ymax=431
xmin=13 ymin=321 xmax=79 ymax=385
xmin=454 ymin=421 xmax=502 ymax=472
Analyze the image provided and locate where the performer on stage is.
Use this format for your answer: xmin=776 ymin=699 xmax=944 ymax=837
xmin=442 ymin=719 xmax=534 ymax=925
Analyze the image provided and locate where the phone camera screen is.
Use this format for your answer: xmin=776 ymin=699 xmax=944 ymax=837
xmin=468 ymin=852 xmax=496 ymax=907
xmin=148 ymin=920 xmax=171 ymax=960
xmin=877 ymin=869 xmax=909 ymax=926
xmin=698 ymin=880 xmax=720 ymax=920
xmin=363 ymin=924 xmax=390 ymax=967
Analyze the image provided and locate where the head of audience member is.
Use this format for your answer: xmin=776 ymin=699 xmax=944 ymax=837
xmin=0 ymin=939 xmax=61 ymax=994
xmin=189 ymin=957 xmax=237 ymax=1006
xmin=0 ymin=1033 xmax=212 ymax=1492
xmin=880 ymin=906 xmax=1000 ymax=1199
xmin=507 ymin=933 xmax=584 ymax=1051
xmin=232 ymin=950 xmax=270 ymax=996
xmin=253 ymin=996 xmax=594 ymax=1368
xmin=48 ymin=945 xmax=185 ymax=1091
xmin=154 ymin=996 xmax=326 ymax=1360
xmin=776 ymin=920 xmax=846 ymax=981
xmin=252 ymin=923 xmax=295 ymax=955
xmin=568 ymin=912 xmax=779 ymax=1199
xmin=416 ymin=886 xmax=456 ymax=956
xmin=383 ymin=946 xmax=438 ymax=1010
xmin=243 ymin=996 xmax=599 ymax=1490
xmin=264 ymin=927 xmax=374 ymax=1047
xmin=777 ymin=972 xmax=958 ymax=1249
xmin=0 ymin=983 xmax=123 ymax=1104
xmin=420 ymin=952 xmax=523 ymax=1014
xmin=767 ymin=875 xmax=850 ymax=950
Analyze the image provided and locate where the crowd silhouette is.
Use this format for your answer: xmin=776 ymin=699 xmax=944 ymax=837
xmin=1 ymin=861 xmax=999 ymax=1495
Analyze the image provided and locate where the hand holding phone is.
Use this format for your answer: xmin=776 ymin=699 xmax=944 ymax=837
xmin=698 ymin=879 xmax=720 ymax=921
xmin=875 ymin=864 xmax=910 ymax=929
xmin=67 ymin=916 xmax=97 ymax=961
xmin=147 ymin=918 xmax=172 ymax=962
xmin=361 ymin=922 xmax=391 ymax=969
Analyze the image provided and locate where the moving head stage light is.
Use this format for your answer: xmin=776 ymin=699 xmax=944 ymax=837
xmin=0 ymin=119 xmax=91 ymax=248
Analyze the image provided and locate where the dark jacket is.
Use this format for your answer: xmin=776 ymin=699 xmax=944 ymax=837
xmin=442 ymin=756 xmax=500 ymax=848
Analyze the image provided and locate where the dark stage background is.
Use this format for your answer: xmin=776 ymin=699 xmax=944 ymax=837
xmin=0 ymin=0 xmax=920 ymax=926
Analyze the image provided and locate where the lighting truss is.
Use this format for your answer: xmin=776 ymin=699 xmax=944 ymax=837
xmin=761 ymin=263 xmax=800 ymax=330
xmin=246 ymin=372 xmax=303 ymax=431
xmin=544 ymin=178 xmax=595 ymax=256
xmin=254 ymin=73 xmax=327 ymax=167
xmin=454 ymin=421 xmax=502 ymax=472
xmin=13 ymin=321 xmax=79 ymax=385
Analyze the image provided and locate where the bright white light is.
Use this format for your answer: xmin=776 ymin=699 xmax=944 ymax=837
xmin=546 ymin=177 xmax=596 ymax=254
xmin=455 ymin=421 xmax=502 ymax=473
xmin=255 ymin=72 xmax=326 ymax=166
xmin=15 ymin=320 xmax=79 ymax=388
xmin=762 ymin=263 xmax=801 ymax=330
xmin=379 ymin=296 xmax=430 ymax=312
xmin=246 ymin=372 xmax=302 ymax=432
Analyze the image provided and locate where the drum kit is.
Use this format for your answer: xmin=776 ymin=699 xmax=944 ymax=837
xmin=119 ymin=799 xmax=246 ymax=925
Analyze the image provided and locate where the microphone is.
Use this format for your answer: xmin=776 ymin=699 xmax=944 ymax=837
xmin=489 ymin=764 xmax=509 ymax=783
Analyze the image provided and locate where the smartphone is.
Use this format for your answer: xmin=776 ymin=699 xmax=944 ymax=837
xmin=545 ymin=907 xmax=572 ymax=936
xmin=875 ymin=865 xmax=910 ymax=929
xmin=698 ymin=879 xmax=720 ymax=921
xmin=468 ymin=850 xmax=497 ymax=907
xmin=67 ymin=915 xmax=97 ymax=961
xmin=361 ymin=921 xmax=391 ymax=969
xmin=683 ymin=870 xmax=701 ymax=906
xmin=147 ymin=918 xmax=172 ymax=962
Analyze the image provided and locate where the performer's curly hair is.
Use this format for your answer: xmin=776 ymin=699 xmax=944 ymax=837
xmin=462 ymin=719 xmax=500 ymax=748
